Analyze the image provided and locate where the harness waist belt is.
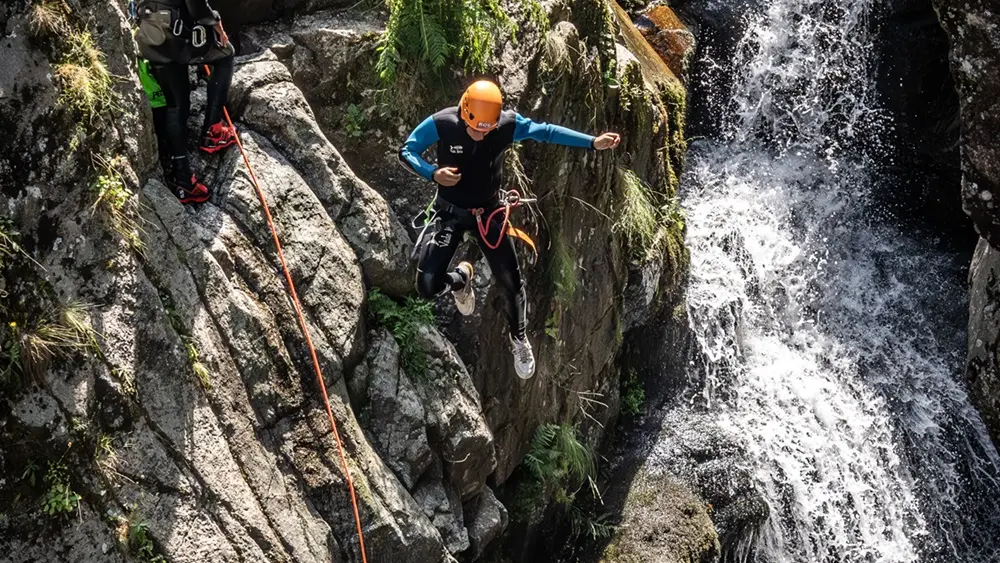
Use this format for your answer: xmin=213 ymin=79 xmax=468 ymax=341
xmin=434 ymin=196 xmax=500 ymax=218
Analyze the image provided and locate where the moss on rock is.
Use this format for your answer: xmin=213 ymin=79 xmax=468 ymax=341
xmin=600 ymin=471 xmax=720 ymax=563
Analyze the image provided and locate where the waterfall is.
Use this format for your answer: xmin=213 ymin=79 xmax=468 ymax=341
xmin=677 ymin=0 xmax=1000 ymax=560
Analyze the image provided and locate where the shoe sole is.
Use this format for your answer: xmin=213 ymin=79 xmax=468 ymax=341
xmin=455 ymin=262 xmax=475 ymax=315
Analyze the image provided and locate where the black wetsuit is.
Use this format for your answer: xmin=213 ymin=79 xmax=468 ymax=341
xmin=134 ymin=0 xmax=234 ymax=185
xmin=399 ymin=107 xmax=596 ymax=339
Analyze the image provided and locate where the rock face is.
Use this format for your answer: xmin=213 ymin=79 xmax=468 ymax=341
xmin=934 ymin=0 xmax=1000 ymax=249
xmin=934 ymin=0 xmax=1000 ymax=450
xmin=967 ymin=239 xmax=1000 ymax=445
xmin=0 ymin=0 xmax=702 ymax=561
xmin=635 ymin=5 xmax=697 ymax=83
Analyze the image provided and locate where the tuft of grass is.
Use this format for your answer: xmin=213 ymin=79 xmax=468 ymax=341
xmin=94 ymin=433 xmax=125 ymax=483
xmin=613 ymin=167 xmax=687 ymax=264
xmin=27 ymin=0 xmax=70 ymax=38
xmin=91 ymin=155 xmax=144 ymax=252
xmin=54 ymin=30 xmax=113 ymax=120
xmin=367 ymin=288 xmax=436 ymax=379
xmin=0 ymin=219 xmax=20 ymax=270
xmin=614 ymin=167 xmax=660 ymax=258
xmin=504 ymin=143 xmax=533 ymax=197
xmin=2 ymin=302 xmax=98 ymax=391
xmin=183 ymin=338 xmax=211 ymax=389
xmin=620 ymin=369 xmax=644 ymax=416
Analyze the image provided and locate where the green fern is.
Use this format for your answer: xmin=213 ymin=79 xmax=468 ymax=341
xmin=521 ymin=423 xmax=595 ymax=502
xmin=367 ymin=288 xmax=436 ymax=379
xmin=377 ymin=0 xmax=540 ymax=85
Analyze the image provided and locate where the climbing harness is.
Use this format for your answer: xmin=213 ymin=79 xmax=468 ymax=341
xmin=471 ymin=189 xmax=537 ymax=254
xmin=203 ymin=66 xmax=369 ymax=563
xmin=410 ymin=189 xmax=538 ymax=259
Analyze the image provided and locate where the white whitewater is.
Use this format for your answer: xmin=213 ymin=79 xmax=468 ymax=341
xmin=678 ymin=0 xmax=1000 ymax=561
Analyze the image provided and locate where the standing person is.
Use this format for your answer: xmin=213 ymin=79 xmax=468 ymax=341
xmin=398 ymin=79 xmax=622 ymax=379
xmin=133 ymin=0 xmax=237 ymax=204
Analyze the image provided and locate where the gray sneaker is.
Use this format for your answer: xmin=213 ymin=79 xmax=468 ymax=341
xmin=453 ymin=261 xmax=475 ymax=316
xmin=509 ymin=334 xmax=536 ymax=379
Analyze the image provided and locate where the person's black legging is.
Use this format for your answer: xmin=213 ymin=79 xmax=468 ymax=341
xmin=150 ymin=56 xmax=234 ymax=183
xmin=416 ymin=209 xmax=527 ymax=340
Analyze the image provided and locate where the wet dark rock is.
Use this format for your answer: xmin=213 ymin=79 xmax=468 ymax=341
xmin=649 ymin=414 xmax=769 ymax=562
xmin=934 ymin=0 xmax=1000 ymax=450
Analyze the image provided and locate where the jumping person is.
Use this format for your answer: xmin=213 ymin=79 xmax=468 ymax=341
xmin=399 ymin=80 xmax=622 ymax=379
xmin=133 ymin=0 xmax=237 ymax=204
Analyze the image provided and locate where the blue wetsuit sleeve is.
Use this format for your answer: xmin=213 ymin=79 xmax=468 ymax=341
xmin=512 ymin=113 xmax=595 ymax=148
xmin=398 ymin=116 xmax=439 ymax=181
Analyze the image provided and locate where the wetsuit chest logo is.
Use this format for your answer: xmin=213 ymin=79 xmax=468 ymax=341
xmin=449 ymin=145 xmax=464 ymax=154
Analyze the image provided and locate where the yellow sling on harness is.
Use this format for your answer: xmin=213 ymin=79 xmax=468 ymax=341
xmin=507 ymin=225 xmax=538 ymax=258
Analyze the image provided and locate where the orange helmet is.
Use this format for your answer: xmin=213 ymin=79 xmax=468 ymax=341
xmin=460 ymin=80 xmax=503 ymax=132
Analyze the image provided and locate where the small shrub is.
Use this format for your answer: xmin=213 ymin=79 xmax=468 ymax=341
xmin=54 ymin=30 xmax=113 ymax=119
xmin=367 ymin=288 xmax=435 ymax=378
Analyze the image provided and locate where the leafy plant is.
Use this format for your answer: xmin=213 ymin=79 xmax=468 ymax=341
xmin=91 ymin=155 xmax=144 ymax=252
xmin=344 ymin=103 xmax=365 ymax=137
xmin=367 ymin=288 xmax=436 ymax=378
xmin=129 ymin=522 xmax=166 ymax=562
xmin=544 ymin=308 xmax=560 ymax=341
xmin=22 ymin=459 xmax=41 ymax=487
xmin=42 ymin=461 xmax=81 ymax=516
xmin=568 ymin=503 xmax=618 ymax=540
xmin=376 ymin=0 xmax=545 ymax=85
xmin=620 ymin=369 xmax=644 ymax=416
xmin=522 ymin=423 xmax=595 ymax=505
xmin=375 ymin=0 xmax=504 ymax=85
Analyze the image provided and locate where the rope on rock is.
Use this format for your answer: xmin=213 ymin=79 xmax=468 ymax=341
xmin=206 ymin=66 xmax=369 ymax=563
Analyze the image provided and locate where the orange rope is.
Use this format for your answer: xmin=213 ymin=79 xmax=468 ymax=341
xmin=208 ymin=66 xmax=368 ymax=562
